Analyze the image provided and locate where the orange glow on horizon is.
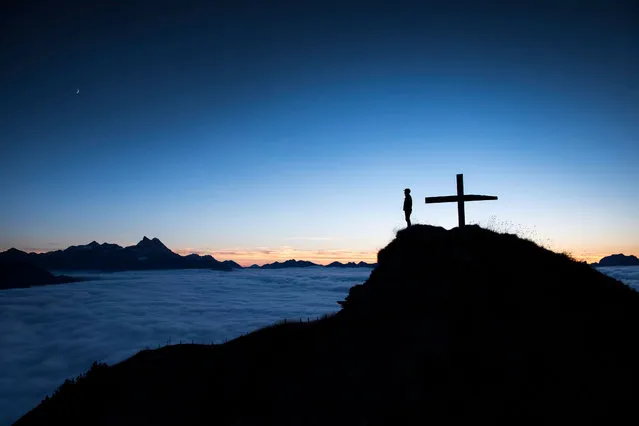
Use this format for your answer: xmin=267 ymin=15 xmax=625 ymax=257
xmin=555 ymin=243 xmax=639 ymax=265
xmin=175 ymin=245 xmax=639 ymax=267
xmin=5 ymin=243 xmax=637 ymax=268
xmin=570 ymin=250 xmax=639 ymax=265
xmin=175 ymin=247 xmax=378 ymax=267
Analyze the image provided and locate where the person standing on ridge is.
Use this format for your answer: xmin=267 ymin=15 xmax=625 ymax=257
xmin=403 ymin=188 xmax=412 ymax=227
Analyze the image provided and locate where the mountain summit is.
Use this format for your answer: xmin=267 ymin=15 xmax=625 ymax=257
xmin=593 ymin=253 xmax=639 ymax=267
xmin=15 ymin=225 xmax=639 ymax=425
xmin=129 ymin=237 xmax=174 ymax=254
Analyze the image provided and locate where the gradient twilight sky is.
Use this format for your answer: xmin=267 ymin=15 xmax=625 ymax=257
xmin=1 ymin=1 xmax=637 ymax=265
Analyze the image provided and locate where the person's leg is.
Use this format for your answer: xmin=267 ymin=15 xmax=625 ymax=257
xmin=405 ymin=211 xmax=411 ymax=227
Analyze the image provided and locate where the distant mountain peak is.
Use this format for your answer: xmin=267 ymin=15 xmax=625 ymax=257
xmin=130 ymin=237 xmax=174 ymax=256
xmin=326 ymin=260 xmax=377 ymax=268
xmin=260 ymin=259 xmax=319 ymax=269
xmin=139 ymin=236 xmax=161 ymax=246
xmin=594 ymin=253 xmax=639 ymax=267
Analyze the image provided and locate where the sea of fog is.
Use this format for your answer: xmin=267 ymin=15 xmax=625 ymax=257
xmin=1 ymin=266 xmax=638 ymax=425
xmin=0 ymin=268 xmax=369 ymax=425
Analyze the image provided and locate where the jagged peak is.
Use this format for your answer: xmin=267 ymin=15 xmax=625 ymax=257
xmin=132 ymin=236 xmax=172 ymax=253
xmin=137 ymin=236 xmax=160 ymax=245
xmin=6 ymin=247 xmax=26 ymax=254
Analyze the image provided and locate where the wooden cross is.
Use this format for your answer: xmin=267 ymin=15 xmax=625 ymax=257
xmin=425 ymin=174 xmax=498 ymax=227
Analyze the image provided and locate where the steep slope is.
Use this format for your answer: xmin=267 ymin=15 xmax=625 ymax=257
xmin=15 ymin=225 xmax=639 ymax=425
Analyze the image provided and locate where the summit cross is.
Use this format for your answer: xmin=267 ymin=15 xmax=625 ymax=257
xmin=425 ymin=174 xmax=498 ymax=227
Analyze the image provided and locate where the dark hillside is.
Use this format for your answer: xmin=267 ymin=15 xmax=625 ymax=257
xmin=15 ymin=225 xmax=639 ymax=425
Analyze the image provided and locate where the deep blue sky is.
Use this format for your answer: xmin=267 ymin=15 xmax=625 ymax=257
xmin=1 ymin=0 xmax=637 ymax=264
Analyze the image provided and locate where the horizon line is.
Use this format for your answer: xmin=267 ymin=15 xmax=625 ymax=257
xmin=0 ymin=244 xmax=379 ymax=268
xmin=2 ymin=233 xmax=638 ymax=267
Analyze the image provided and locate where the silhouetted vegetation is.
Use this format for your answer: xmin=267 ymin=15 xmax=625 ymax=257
xmin=46 ymin=362 xmax=109 ymax=401
xmin=15 ymin=225 xmax=639 ymax=425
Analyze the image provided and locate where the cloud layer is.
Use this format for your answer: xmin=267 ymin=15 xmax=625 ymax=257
xmin=595 ymin=266 xmax=639 ymax=290
xmin=0 ymin=268 xmax=370 ymax=425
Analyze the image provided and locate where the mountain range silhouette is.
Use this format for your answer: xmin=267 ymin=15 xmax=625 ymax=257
xmin=0 ymin=237 xmax=239 ymax=274
xmin=0 ymin=232 xmax=633 ymax=292
xmin=592 ymin=253 xmax=639 ymax=267
xmin=0 ymin=238 xmax=379 ymax=289
xmin=14 ymin=225 xmax=639 ymax=425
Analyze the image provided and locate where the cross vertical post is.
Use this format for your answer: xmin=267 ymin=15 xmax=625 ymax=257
xmin=456 ymin=174 xmax=465 ymax=227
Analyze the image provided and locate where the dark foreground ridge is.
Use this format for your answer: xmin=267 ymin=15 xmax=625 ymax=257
xmin=0 ymin=261 xmax=81 ymax=290
xmin=15 ymin=225 xmax=639 ymax=425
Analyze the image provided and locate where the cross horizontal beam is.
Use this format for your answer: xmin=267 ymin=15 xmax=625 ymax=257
xmin=424 ymin=174 xmax=498 ymax=227
xmin=425 ymin=195 xmax=498 ymax=204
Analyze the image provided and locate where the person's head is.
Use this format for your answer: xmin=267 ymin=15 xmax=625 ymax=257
xmin=404 ymin=188 xmax=411 ymax=195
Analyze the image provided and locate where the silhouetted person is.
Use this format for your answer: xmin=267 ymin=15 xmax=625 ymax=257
xmin=403 ymin=188 xmax=412 ymax=227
